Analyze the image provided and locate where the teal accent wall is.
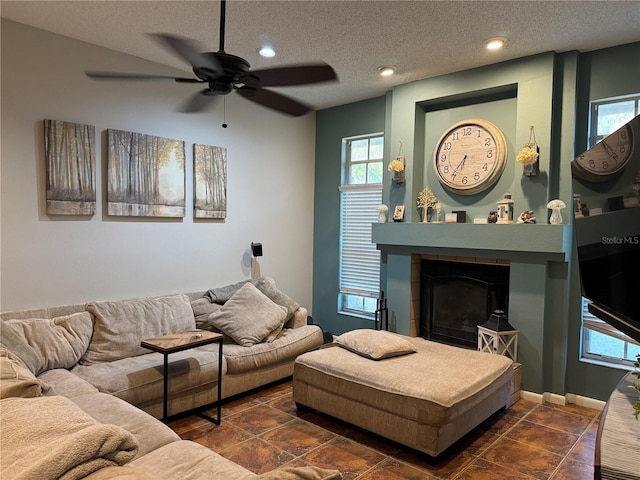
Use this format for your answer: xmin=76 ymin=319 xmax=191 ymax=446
xmin=313 ymin=42 xmax=639 ymax=399
xmin=312 ymin=97 xmax=387 ymax=334
xmin=564 ymin=42 xmax=640 ymax=400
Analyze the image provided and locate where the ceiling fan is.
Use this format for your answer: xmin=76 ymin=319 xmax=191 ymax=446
xmin=86 ymin=0 xmax=337 ymax=117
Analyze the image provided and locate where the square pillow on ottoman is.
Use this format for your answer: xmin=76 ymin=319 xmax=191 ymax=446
xmin=207 ymin=283 xmax=287 ymax=347
xmin=334 ymin=329 xmax=417 ymax=360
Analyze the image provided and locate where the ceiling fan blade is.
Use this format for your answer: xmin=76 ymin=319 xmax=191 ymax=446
xmin=245 ymin=63 xmax=337 ymax=87
xmin=237 ymin=87 xmax=311 ymax=117
xmin=148 ymin=33 xmax=223 ymax=75
xmin=86 ymin=71 xmax=202 ymax=83
xmin=178 ymin=89 xmax=219 ymax=113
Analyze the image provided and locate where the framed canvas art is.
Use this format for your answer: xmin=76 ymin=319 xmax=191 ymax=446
xmin=44 ymin=119 xmax=96 ymax=215
xmin=194 ymin=144 xmax=227 ymax=219
xmin=107 ymin=129 xmax=185 ymax=217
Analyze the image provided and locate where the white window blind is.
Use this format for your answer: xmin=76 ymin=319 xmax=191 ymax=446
xmin=339 ymin=185 xmax=381 ymax=297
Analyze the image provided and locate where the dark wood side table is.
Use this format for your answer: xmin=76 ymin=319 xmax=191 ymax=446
xmin=141 ymin=330 xmax=223 ymax=424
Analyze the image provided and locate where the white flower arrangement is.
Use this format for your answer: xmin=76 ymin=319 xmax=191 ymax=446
xmin=516 ymin=145 xmax=539 ymax=165
xmin=417 ymin=187 xmax=438 ymax=210
xmin=387 ymin=158 xmax=405 ymax=172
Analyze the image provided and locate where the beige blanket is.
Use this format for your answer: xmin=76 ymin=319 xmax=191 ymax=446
xmin=0 ymin=396 xmax=139 ymax=480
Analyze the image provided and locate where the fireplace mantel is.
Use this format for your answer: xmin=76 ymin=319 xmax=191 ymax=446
xmin=372 ymin=223 xmax=571 ymax=261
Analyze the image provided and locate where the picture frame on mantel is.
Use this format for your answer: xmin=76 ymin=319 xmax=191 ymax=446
xmin=44 ymin=119 xmax=96 ymax=216
xmin=194 ymin=144 xmax=227 ymax=219
xmin=107 ymin=129 xmax=185 ymax=217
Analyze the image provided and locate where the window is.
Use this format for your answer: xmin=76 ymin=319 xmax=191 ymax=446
xmin=580 ymin=94 xmax=640 ymax=369
xmin=581 ymin=298 xmax=640 ymax=369
xmin=339 ymin=134 xmax=383 ymax=318
xmin=589 ymin=95 xmax=640 ymax=147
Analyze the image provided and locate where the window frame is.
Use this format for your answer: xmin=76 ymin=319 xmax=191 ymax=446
xmin=338 ymin=133 xmax=384 ymax=319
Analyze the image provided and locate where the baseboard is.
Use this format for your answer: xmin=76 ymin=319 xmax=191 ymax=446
xmin=519 ymin=390 xmax=606 ymax=411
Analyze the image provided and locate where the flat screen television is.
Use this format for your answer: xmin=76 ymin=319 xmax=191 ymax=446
xmin=571 ymin=115 xmax=640 ymax=342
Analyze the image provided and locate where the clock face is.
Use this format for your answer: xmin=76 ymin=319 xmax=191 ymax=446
xmin=572 ymin=124 xmax=634 ymax=182
xmin=433 ymin=119 xmax=507 ymax=195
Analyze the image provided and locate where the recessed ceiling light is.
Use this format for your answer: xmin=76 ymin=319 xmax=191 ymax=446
xmin=378 ymin=66 xmax=397 ymax=77
xmin=485 ymin=37 xmax=506 ymax=51
xmin=257 ymin=46 xmax=276 ymax=58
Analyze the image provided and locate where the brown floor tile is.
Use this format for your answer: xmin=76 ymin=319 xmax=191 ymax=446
xmin=357 ymin=458 xmax=438 ymax=479
xmin=260 ymin=418 xmax=337 ymax=456
xmin=482 ymin=438 xmax=564 ymax=480
xmin=225 ymin=403 xmax=296 ymax=434
xmin=267 ymin=391 xmax=302 ymax=416
xmin=220 ymin=395 xmax=262 ymax=417
xmin=301 ymin=436 xmax=386 ymax=480
xmin=543 ymin=401 xmax=600 ymax=420
xmin=220 ymin=437 xmax=294 ymax=474
xmin=393 ymin=448 xmax=475 ymax=479
xmin=180 ymin=421 xmax=252 ymax=451
xmin=456 ymin=458 xmax=536 ymax=479
xmin=550 ymin=457 xmax=594 ymax=480
xmin=565 ymin=435 xmax=595 ymax=466
xmin=167 ymin=381 xmax=599 ymax=480
xmin=506 ymin=420 xmax=579 ymax=456
xmin=525 ymin=405 xmax=594 ymax=436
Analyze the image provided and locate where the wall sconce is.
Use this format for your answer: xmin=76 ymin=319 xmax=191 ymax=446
xmin=251 ymin=242 xmax=263 ymax=257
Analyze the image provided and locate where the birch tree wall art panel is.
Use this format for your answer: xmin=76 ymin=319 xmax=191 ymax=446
xmin=44 ymin=119 xmax=96 ymax=215
xmin=194 ymin=144 xmax=227 ymax=219
xmin=107 ymin=129 xmax=185 ymax=217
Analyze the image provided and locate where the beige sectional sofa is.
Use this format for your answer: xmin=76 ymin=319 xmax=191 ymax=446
xmin=0 ymin=278 xmax=337 ymax=480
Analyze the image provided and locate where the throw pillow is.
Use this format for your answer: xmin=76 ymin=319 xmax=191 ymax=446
xmin=0 ymin=348 xmax=43 ymax=398
xmin=254 ymin=276 xmax=300 ymax=317
xmin=334 ymin=329 xmax=417 ymax=360
xmin=83 ymin=294 xmax=195 ymax=365
xmin=207 ymin=283 xmax=287 ymax=347
xmin=1 ymin=312 xmax=94 ymax=375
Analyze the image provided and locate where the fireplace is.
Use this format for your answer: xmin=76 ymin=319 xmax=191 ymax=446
xmin=420 ymin=259 xmax=510 ymax=349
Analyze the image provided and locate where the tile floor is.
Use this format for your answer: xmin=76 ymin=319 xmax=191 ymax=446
xmin=168 ymin=380 xmax=601 ymax=480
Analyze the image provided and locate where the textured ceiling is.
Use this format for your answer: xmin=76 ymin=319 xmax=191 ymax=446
xmin=2 ymin=1 xmax=639 ymax=111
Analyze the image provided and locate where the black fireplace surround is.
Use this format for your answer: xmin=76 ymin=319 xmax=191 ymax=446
xmin=420 ymin=260 xmax=510 ymax=349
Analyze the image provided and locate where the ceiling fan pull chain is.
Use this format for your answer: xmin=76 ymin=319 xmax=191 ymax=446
xmin=222 ymin=97 xmax=228 ymax=128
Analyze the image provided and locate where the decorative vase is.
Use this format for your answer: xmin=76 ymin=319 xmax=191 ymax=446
xmin=378 ymin=213 xmax=387 ymax=223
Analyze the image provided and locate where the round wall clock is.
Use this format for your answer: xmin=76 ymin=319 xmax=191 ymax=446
xmin=571 ymin=124 xmax=634 ymax=182
xmin=433 ymin=118 xmax=507 ymax=195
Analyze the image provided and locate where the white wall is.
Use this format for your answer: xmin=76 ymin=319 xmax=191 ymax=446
xmin=0 ymin=20 xmax=316 ymax=311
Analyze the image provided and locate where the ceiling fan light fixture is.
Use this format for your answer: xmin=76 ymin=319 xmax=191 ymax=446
xmin=485 ymin=37 xmax=506 ymax=51
xmin=258 ymin=46 xmax=276 ymax=58
xmin=378 ymin=65 xmax=396 ymax=77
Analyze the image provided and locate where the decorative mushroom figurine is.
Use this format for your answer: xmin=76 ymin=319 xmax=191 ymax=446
xmin=377 ymin=204 xmax=389 ymax=223
xmin=547 ymin=199 xmax=566 ymax=225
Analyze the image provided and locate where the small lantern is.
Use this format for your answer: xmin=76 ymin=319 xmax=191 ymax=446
xmin=496 ymin=192 xmax=514 ymax=224
xmin=478 ymin=310 xmax=519 ymax=361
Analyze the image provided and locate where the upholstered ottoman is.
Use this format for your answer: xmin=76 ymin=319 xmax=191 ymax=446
xmin=292 ymin=330 xmax=514 ymax=457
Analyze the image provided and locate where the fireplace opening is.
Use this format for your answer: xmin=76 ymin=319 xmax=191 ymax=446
xmin=420 ymin=260 xmax=509 ymax=349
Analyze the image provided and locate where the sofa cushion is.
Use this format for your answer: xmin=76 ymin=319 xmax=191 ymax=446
xmin=222 ymin=325 xmax=324 ymax=374
xmin=255 ymin=466 xmax=342 ymax=479
xmin=207 ymin=283 xmax=288 ymax=347
xmin=254 ymin=276 xmax=300 ymax=318
xmin=1 ymin=312 xmax=93 ymax=374
xmin=83 ymin=294 xmax=195 ymax=365
xmin=38 ymin=368 xmax=98 ymax=398
xmin=130 ymin=440 xmax=256 ymax=480
xmin=70 ymin=392 xmax=180 ymax=460
xmin=83 ymin=466 xmax=154 ymax=480
xmin=0 ymin=348 xmax=43 ymax=398
xmin=72 ymin=345 xmax=224 ymax=418
xmin=334 ymin=329 xmax=417 ymax=360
